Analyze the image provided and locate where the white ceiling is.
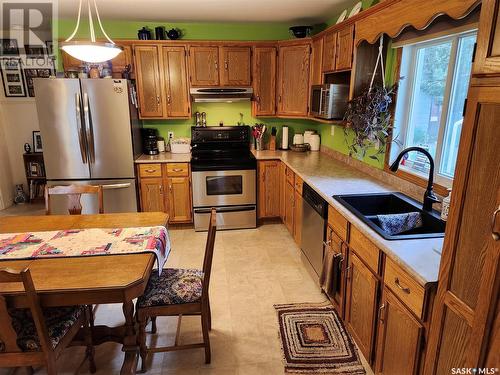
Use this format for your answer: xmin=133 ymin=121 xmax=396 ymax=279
xmin=57 ymin=0 xmax=354 ymax=24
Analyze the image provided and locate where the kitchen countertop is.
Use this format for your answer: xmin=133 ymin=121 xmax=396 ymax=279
xmin=253 ymin=150 xmax=443 ymax=287
xmin=135 ymin=152 xmax=191 ymax=163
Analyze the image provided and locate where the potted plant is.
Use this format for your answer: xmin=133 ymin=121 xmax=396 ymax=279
xmin=343 ymin=82 xmax=398 ymax=161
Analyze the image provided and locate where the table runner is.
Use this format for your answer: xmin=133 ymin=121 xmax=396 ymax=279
xmin=0 ymin=226 xmax=170 ymax=274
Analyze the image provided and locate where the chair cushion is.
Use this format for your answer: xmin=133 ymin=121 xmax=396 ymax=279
xmin=9 ymin=306 xmax=84 ymax=351
xmin=137 ymin=268 xmax=203 ymax=308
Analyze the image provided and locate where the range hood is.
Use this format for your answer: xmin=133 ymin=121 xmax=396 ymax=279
xmin=190 ymin=87 xmax=253 ymax=103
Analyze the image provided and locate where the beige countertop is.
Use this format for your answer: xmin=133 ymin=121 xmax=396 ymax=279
xmin=135 ymin=152 xmax=191 ymax=163
xmin=253 ymin=150 xmax=443 ymax=287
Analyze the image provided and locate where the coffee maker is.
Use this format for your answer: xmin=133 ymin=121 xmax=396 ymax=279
xmin=141 ymin=128 xmax=159 ymax=155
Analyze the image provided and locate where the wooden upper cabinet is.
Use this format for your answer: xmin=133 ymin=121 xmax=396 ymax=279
xmin=336 ymin=25 xmax=355 ymax=71
xmin=258 ymin=160 xmax=281 ymax=218
xmin=345 ymin=252 xmax=379 ymax=363
xmin=473 ymin=0 xmax=500 ymax=75
xmin=220 ymin=46 xmax=252 ymax=86
xmin=322 ymin=30 xmax=337 ymax=72
xmin=189 ymin=46 xmax=220 ymax=86
xmin=134 ymin=45 xmax=164 ymax=118
xmin=162 ymin=46 xmax=190 ymax=118
xmin=375 ymin=288 xmax=423 ymax=375
xmin=253 ymin=46 xmax=277 ymax=116
xmin=311 ymin=37 xmax=324 ymax=85
xmin=277 ymin=44 xmax=311 ymax=116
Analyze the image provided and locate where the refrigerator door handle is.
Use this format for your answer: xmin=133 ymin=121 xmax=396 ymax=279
xmin=101 ymin=183 xmax=132 ymax=190
xmin=83 ymin=92 xmax=96 ymax=164
xmin=75 ymin=93 xmax=87 ymax=164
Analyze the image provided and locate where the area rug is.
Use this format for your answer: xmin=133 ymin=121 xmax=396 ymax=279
xmin=274 ymin=302 xmax=366 ymax=374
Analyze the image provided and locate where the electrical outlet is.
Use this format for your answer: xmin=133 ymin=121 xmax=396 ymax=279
xmin=330 ymin=125 xmax=335 ymax=136
xmin=168 ymin=131 xmax=174 ymax=140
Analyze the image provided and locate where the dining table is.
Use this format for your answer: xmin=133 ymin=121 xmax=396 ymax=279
xmin=0 ymin=212 xmax=169 ymax=375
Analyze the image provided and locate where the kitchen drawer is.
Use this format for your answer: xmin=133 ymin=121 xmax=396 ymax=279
xmin=165 ymin=163 xmax=189 ymax=177
xmin=384 ymin=256 xmax=425 ymax=318
xmin=328 ymin=205 xmax=348 ymax=241
xmin=285 ymin=166 xmax=295 ymax=186
xmin=138 ymin=163 xmax=162 ymax=178
xmin=294 ymin=175 xmax=303 ymax=194
xmin=349 ymin=225 xmax=380 ymax=273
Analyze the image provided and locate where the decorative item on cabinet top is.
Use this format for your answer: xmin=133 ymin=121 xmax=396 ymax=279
xmin=289 ymin=26 xmax=313 ymax=39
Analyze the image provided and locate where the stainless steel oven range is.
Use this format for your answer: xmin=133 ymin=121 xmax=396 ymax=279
xmin=191 ymin=126 xmax=256 ymax=231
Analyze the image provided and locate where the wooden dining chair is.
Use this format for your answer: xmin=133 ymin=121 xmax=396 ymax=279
xmin=136 ymin=208 xmax=217 ymax=371
xmin=45 ymin=184 xmax=104 ymax=215
xmin=0 ymin=268 xmax=96 ymax=374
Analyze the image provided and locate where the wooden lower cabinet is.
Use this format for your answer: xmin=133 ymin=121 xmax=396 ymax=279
xmin=138 ymin=163 xmax=192 ymax=224
xmin=284 ymin=179 xmax=295 ymax=234
xmin=293 ymin=189 xmax=302 ymax=245
xmin=258 ymin=160 xmax=281 ymax=218
xmin=139 ymin=178 xmax=165 ymax=212
xmin=165 ymin=176 xmax=192 ymax=223
xmin=375 ymin=287 xmax=423 ymax=375
xmin=345 ymin=251 xmax=379 ymax=362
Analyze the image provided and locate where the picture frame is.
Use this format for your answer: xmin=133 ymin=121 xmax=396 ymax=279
xmin=0 ymin=39 xmax=19 ymax=56
xmin=45 ymin=41 xmax=54 ymax=56
xmin=0 ymin=58 xmax=26 ymax=97
xmin=33 ymin=131 xmax=43 ymax=152
xmin=23 ymin=68 xmax=55 ymax=97
xmin=24 ymin=44 xmax=46 ymax=58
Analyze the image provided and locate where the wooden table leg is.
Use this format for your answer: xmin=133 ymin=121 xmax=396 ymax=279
xmin=120 ymin=300 xmax=138 ymax=375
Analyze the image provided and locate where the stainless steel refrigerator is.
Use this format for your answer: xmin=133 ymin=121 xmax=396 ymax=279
xmin=33 ymin=78 xmax=142 ymax=214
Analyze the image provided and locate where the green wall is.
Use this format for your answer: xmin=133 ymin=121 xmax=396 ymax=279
xmin=57 ymin=0 xmax=391 ymax=170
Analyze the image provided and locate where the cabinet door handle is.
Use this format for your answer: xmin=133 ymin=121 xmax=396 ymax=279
xmin=345 ymin=265 xmax=352 ymax=280
xmin=394 ymin=278 xmax=411 ymax=294
xmin=224 ymin=60 xmax=228 ymax=70
xmin=156 ymin=95 xmax=160 ymax=106
xmin=379 ymin=304 xmax=386 ymax=324
xmin=214 ymin=61 xmax=218 ymax=70
xmin=322 ymin=239 xmax=331 ymax=247
xmin=159 ymin=185 xmax=163 ymax=194
xmin=145 ymin=169 xmax=156 ymax=173
xmin=491 ymin=205 xmax=500 ymax=241
xmin=278 ymin=95 xmax=282 ymax=103
xmin=173 ymin=168 xmax=183 ymax=172
xmin=256 ymin=95 xmax=261 ymax=103
xmin=167 ymin=95 xmax=171 ymax=104
xmin=169 ymin=185 xmax=172 ymax=192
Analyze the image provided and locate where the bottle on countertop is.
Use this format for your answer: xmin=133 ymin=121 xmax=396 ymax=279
xmin=202 ymin=112 xmax=207 ymax=127
xmin=441 ymin=188 xmax=452 ymax=221
xmin=195 ymin=112 xmax=201 ymax=127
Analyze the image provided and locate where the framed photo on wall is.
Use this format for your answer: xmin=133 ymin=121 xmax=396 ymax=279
xmin=33 ymin=131 xmax=43 ymax=152
xmin=24 ymin=68 xmax=54 ymax=97
xmin=0 ymin=39 xmax=19 ymax=55
xmin=24 ymin=45 xmax=46 ymax=58
xmin=0 ymin=58 xmax=26 ymax=97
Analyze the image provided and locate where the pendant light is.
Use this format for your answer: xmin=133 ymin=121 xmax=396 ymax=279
xmin=60 ymin=0 xmax=122 ymax=63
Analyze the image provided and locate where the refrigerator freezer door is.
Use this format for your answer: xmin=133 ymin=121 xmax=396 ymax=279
xmin=46 ymin=179 xmax=138 ymax=214
xmin=80 ymin=79 xmax=135 ymax=179
xmin=33 ymin=79 xmax=91 ymax=180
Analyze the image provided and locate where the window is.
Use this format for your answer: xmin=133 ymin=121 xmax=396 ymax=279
xmin=391 ymin=31 xmax=477 ymax=187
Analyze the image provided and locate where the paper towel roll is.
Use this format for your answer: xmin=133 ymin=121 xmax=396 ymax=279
xmin=310 ymin=134 xmax=320 ymax=151
xmin=282 ymin=126 xmax=289 ymax=149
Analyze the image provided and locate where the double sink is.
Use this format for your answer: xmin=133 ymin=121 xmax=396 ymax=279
xmin=333 ymin=192 xmax=446 ymax=240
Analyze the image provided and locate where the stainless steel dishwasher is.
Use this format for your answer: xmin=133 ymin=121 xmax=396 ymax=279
xmin=301 ymin=183 xmax=328 ymax=277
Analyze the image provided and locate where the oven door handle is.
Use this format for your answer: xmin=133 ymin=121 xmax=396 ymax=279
xmin=194 ymin=206 xmax=255 ymax=214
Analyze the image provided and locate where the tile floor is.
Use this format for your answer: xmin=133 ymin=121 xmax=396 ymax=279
xmin=0 ymin=221 xmax=372 ymax=375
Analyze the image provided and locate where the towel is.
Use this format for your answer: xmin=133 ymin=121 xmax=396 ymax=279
xmin=377 ymin=212 xmax=423 ymax=236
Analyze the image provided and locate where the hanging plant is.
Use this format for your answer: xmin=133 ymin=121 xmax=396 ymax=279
xmin=343 ymin=82 xmax=398 ymax=161
xmin=343 ymin=36 xmax=399 ymax=161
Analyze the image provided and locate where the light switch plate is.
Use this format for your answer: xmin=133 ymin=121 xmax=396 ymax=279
xmin=168 ymin=131 xmax=174 ymax=140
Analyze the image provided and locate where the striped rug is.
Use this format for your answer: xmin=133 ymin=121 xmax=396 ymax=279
xmin=274 ymin=302 xmax=366 ymax=374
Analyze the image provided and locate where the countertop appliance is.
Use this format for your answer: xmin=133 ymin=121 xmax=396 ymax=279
xmin=191 ymin=126 xmax=256 ymax=231
xmin=33 ymin=78 xmax=141 ymax=214
xmin=310 ymin=84 xmax=349 ymax=120
xmin=190 ymin=87 xmax=253 ymax=103
xmin=142 ymin=128 xmax=159 ymax=155
xmin=301 ymin=183 xmax=328 ymax=277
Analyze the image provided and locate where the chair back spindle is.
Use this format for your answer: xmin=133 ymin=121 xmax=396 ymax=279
xmin=45 ymin=184 xmax=104 ymax=215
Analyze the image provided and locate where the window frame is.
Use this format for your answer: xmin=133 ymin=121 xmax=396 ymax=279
xmin=385 ymin=30 xmax=477 ymax=195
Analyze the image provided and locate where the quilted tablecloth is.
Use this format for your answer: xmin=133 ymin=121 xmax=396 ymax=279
xmin=0 ymin=226 xmax=170 ymax=273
